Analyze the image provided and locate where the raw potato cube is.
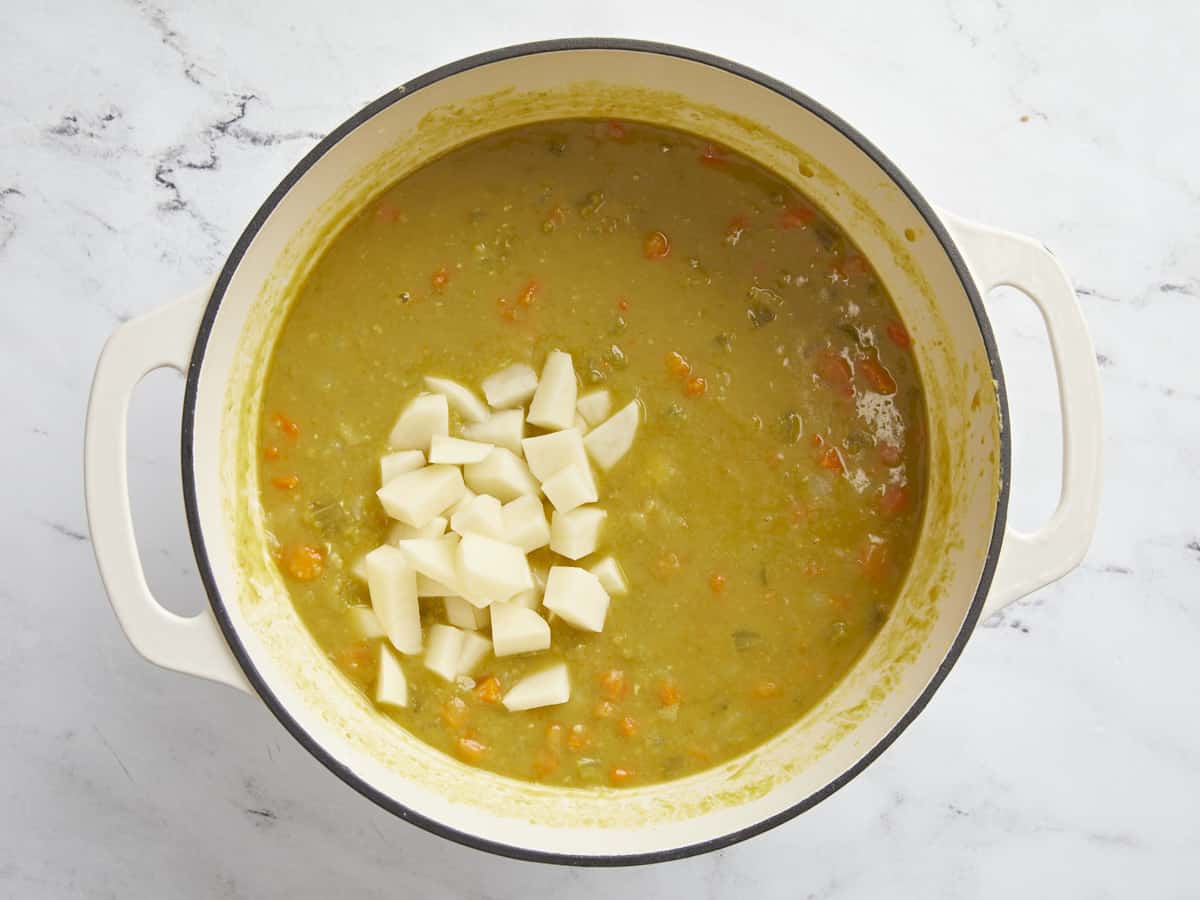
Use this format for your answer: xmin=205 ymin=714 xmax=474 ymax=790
xmin=375 ymin=644 xmax=408 ymax=708
xmin=377 ymin=465 xmax=465 ymax=528
xmin=450 ymin=494 xmax=505 ymax=540
xmin=349 ymin=557 xmax=368 ymax=582
xmin=457 ymin=631 xmax=492 ymax=675
xmin=448 ymin=488 xmax=477 ymax=517
xmin=347 ymin=605 xmax=385 ymax=638
xmin=482 ymin=363 xmax=539 ymax=409
xmin=573 ymin=413 xmax=590 ymax=435
xmin=424 ymin=624 xmax=466 ymax=682
xmin=395 ymin=534 xmax=460 ymax=589
xmin=589 ymin=556 xmax=629 ymax=595
xmin=501 ymin=494 xmax=551 ymax=553
xmin=526 ymin=350 xmax=577 ymax=430
xmin=444 ymin=595 xmax=490 ymax=630
xmin=463 ymin=448 xmax=539 ymax=501
xmin=584 ymin=401 xmax=639 ymax=470
xmin=490 ymin=602 xmax=551 ymax=656
xmin=365 ymin=545 xmax=421 ymax=654
xmin=522 ymin=429 xmax=590 ymax=483
xmin=429 ymin=435 xmax=493 ymax=465
xmin=461 ymin=409 xmax=525 ymax=456
xmin=389 ymin=394 xmax=449 ymax=451
xmin=380 ymin=449 xmax=425 ymax=484
xmin=508 ymin=586 xmax=542 ymax=610
xmin=424 ymin=375 xmax=489 ymax=424
xmin=543 ymin=566 xmax=611 ymax=632
xmin=541 ymin=464 xmax=599 ymax=513
xmin=576 ymin=389 xmax=611 ymax=426
xmin=387 ymin=516 xmax=448 ymax=544
xmin=549 ymin=506 xmax=607 ymax=560
xmin=456 ymin=533 xmax=534 ymax=607
xmin=417 ymin=574 xmax=457 ymax=597
xmin=503 ymin=663 xmax=570 ymax=711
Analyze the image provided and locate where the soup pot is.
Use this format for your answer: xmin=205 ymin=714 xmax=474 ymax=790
xmin=84 ymin=39 xmax=1102 ymax=865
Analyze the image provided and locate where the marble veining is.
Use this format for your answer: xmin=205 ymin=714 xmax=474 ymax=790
xmin=2 ymin=0 xmax=1197 ymax=896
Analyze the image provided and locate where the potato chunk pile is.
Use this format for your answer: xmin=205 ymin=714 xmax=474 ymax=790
xmin=357 ymin=351 xmax=637 ymax=714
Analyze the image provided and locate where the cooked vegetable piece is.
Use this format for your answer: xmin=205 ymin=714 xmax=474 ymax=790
xmin=491 ymin=602 xmax=552 ymax=656
xmin=541 ymin=464 xmax=599 ymax=513
xmin=526 ymin=350 xmax=577 ymax=430
xmin=375 ymin=645 xmax=408 ymax=708
xmin=588 ymin=556 xmax=628 ymax=595
xmin=549 ymin=506 xmax=607 ymax=559
xmin=501 ymin=494 xmax=551 ymax=553
xmin=456 ymin=533 xmax=535 ymax=607
xmin=428 ymin=436 xmax=494 ymax=464
xmin=365 ymin=545 xmax=421 ymax=654
xmin=394 ymin=535 xmax=460 ymax=589
xmin=388 ymin=394 xmax=449 ymax=450
xmin=482 ymin=363 xmax=539 ymax=409
xmin=449 ymin=494 xmax=506 ymax=540
xmin=543 ymin=566 xmax=611 ymax=632
xmin=425 ymin=624 xmax=466 ymax=681
xmin=583 ymin=401 xmax=639 ymax=470
xmin=576 ymin=389 xmax=612 ymax=426
xmin=461 ymin=409 xmax=525 ymax=456
xmin=377 ymin=465 xmax=466 ymax=528
xmin=463 ymin=449 xmax=539 ymax=501
xmin=444 ymin=595 xmax=490 ymax=630
xmin=424 ymin=375 xmax=489 ymax=423
xmin=457 ymin=631 xmax=492 ymax=675
xmin=380 ymin=449 xmax=426 ymax=484
xmin=503 ymin=663 xmax=571 ymax=711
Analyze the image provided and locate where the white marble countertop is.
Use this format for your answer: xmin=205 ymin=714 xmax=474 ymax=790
xmin=4 ymin=0 xmax=1197 ymax=895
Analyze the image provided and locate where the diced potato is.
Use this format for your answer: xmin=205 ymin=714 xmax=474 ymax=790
xmin=522 ymin=428 xmax=589 ymax=483
xmin=501 ymin=494 xmax=551 ymax=553
xmin=503 ymin=663 xmax=570 ymax=711
xmin=365 ymin=545 xmax=421 ymax=654
xmin=448 ymin=488 xmax=477 ymax=517
xmin=428 ymin=435 xmax=493 ymax=465
xmin=387 ymin=516 xmax=448 ymax=544
xmin=461 ymin=409 xmax=525 ymax=456
xmin=583 ymin=401 xmax=639 ymax=470
xmin=457 ymin=631 xmax=492 ymax=675
xmin=490 ymin=602 xmax=551 ymax=656
xmin=482 ymin=363 xmax=539 ymax=409
xmin=394 ymin=534 xmax=460 ymax=589
xmin=576 ymin=389 xmax=612 ymax=426
xmin=375 ymin=644 xmax=408 ymax=708
xmin=526 ymin=350 xmax=577 ymax=430
xmin=388 ymin=394 xmax=449 ymax=451
xmin=347 ymin=605 xmax=385 ymax=638
xmin=541 ymin=464 xmax=599 ymax=513
xmin=380 ymin=449 xmax=425 ymax=484
xmin=449 ymin=493 xmax=505 ymax=540
xmin=456 ymin=533 xmax=534 ymax=607
xmin=463 ymin=448 xmax=539 ymax=501
xmin=573 ymin=413 xmax=590 ymax=435
xmin=589 ymin=556 xmax=629 ymax=595
xmin=508 ymin=586 xmax=542 ymax=610
xmin=444 ymin=595 xmax=490 ymax=630
xmin=417 ymin=574 xmax=457 ymax=597
xmin=349 ymin=557 xmax=368 ymax=582
xmin=549 ymin=506 xmax=607 ymax=560
xmin=423 ymin=375 xmax=489 ymax=424
xmin=424 ymin=624 xmax=466 ymax=681
xmin=543 ymin=566 xmax=611 ymax=632
xmin=377 ymin=465 xmax=466 ymax=527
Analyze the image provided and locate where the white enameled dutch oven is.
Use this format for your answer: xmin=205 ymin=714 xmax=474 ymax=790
xmin=84 ymin=40 xmax=1102 ymax=865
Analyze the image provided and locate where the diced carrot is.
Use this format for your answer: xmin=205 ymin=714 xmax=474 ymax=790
xmin=878 ymin=443 xmax=903 ymax=467
xmin=618 ymin=298 xmax=630 ymax=312
xmin=566 ymin=723 xmax=590 ymax=752
xmin=859 ymin=540 xmax=889 ymax=581
xmin=753 ymin=679 xmax=781 ymax=698
xmin=441 ymin=696 xmax=469 ymax=731
xmin=859 ymin=358 xmax=897 ymax=395
xmin=819 ymin=447 xmax=845 ymax=473
xmin=816 ymin=351 xmax=854 ymax=397
xmin=880 ymin=484 xmax=910 ymax=517
xmin=516 ymin=279 xmax=538 ymax=306
xmin=544 ymin=723 xmax=564 ymax=750
xmin=282 ymin=544 xmax=324 ymax=581
xmin=606 ymin=119 xmax=626 ymax=139
xmin=810 ymin=433 xmax=825 ymax=449
xmin=886 ymin=320 xmax=912 ymax=349
xmin=271 ymin=473 xmax=300 ymax=490
xmin=598 ymin=669 xmax=629 ymax=702
xmin=699 ymin=143 xmax=727 ymax=167
xmin=544 ymin=206 xmax=567 ymax=230
xmin=835 ymin=254 xmax=869 ymax=279
xmin=618 ymin=716 xmax=638 ymax=738
xmin=532 ymin=748 xmax=559 ymax=778
xmin=779 ymin=205 xmax=815 ymax=229
xmin=456 ymin=735 xmax=487 ymax=763
xmin=658 ymin=679 xmax=681 ymax=707
xmin=272 ymin=413 xmax=300 ymax=439
xmin=431 ymin=266 xmax=449 ymax=290
xmin=608 ymin=766 xmax=636 ymax=786
xmin=802 ymin=559 xmax=826 ymax=577
xmin=709 ymin=573 xmax=727 ymax=595
xmin=665 ymin=351 xmax=691 ymax=377
xmin=332 ymin=640 xmax=372 ymax=675
xmin=684 ymin=376 xmax=707 ymax=397
xmin=643 ymin=230 xmax=671 ymax=259
xmin=263 ymin=445 xmax=280 ymax=460
xmin=829 ymin=594 xmax=852 ymax=611
xmin=593 ymin=700 xmax=616 ymax=719
xmin=474 ymin=676 xmax=503 ymax=705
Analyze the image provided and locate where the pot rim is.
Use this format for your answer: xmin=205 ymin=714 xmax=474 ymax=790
xmin=180 ymin=37 xmax=1011 ymax=867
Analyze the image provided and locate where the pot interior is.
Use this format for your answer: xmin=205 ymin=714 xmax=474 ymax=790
xmin=186 ymin=44 xmax=1004 ymax=861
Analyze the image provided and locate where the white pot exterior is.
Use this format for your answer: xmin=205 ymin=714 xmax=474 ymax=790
xmin=86 ymin=41 xmax=1102 ymax=864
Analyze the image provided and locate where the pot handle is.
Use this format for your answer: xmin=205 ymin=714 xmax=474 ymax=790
xmin=942 ymin=212 xmax=1103 ymax=620
xmin=85 ymin=285 xmax=252 ymax=693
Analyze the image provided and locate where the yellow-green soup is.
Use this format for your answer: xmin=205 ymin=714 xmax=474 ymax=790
xmin=259 ymin=119 xmax=924 ymax=788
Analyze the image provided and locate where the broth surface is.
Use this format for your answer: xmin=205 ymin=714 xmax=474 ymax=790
xmin=258 ymin=119 xmax=925 ymax=787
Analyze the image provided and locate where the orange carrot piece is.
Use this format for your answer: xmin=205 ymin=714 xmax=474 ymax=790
xmin=475 ymin=676 xmax=503 ymax=705
xmin=263 ymin=445 xmax=280 ymax=460
xmin=859 ymin=358 xmax=897 ymax=395
xmin=282 ymin=544 xmax=324 ymax=581
xmin=643 ymin=230 xmax=670 ymax=259
xmin=859 ymin=540 xmax=889 ymax=582
xmin=593 ymin=700 xmax=616 ymax=720
xmin=779 ymin=205 xmax=815 ymax=229
xmin=665 ymin=351 xmax=691 ymax=377
xmin=608 ymin=766 xmax=636 ymax=786
xmin=431 ymin=266 xmax=449 ymax=290
xmin=566 ymin=723 xmax=590 ymax=752
xmin=709 ymin=573 xmax=727 ymax=595
xmin=618 ymin=715 xmax=638 ymax=738
xmin=658 ymin=679 xmax=681 ymax=707
xmin=441 ymin=696 xmax=469 ymax=731
xmin=456 ymin=736 xmax=487 ymax=763
xmin=271 ymin=473 xmax=300 ymax=490
xmin=880 ymin=484 xmax=910 ymax=517
xmin=886 ymin=320 xmax=912 ymax=349
xmin=598 ymin=669 xmax=629 ymax=702
xmin=516 ymin=279 xmax=538 ymax=306
xmin=753 ymin=680 xmax=781 ymax=698
xmin=684 ymin=376 xmax=707 ymax=396
xmin=819 ymin=447 xmax=845 ymax=473
xmin=272 ymin=412 xmax=300 ymax=439
xmin=532 ymin=748 xmax=559 ymax=778
xmin=816 ymin=351 xmax=854 ymax=396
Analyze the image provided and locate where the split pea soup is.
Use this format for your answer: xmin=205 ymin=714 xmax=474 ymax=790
xmin=258 ymin=118 xmax=925 ymax=789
